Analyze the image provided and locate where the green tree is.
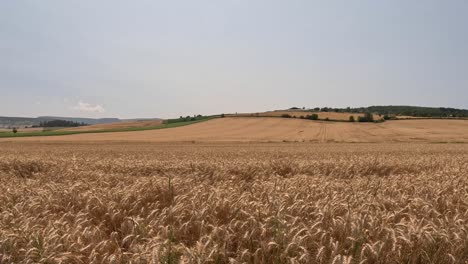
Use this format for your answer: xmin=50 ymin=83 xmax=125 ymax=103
xmin=365 ymin=112 xmax=374 ymax=122
xmin=349 ymin=116 xmax=355 ymax=122
xmin=358 ymin=113 xmax=374 ymax=122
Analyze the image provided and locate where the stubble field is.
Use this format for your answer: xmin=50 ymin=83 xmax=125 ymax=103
xmin=0 ymin=142 xmax=467 ymax=263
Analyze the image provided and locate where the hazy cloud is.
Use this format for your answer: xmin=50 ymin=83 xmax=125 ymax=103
xmin=72 ymin=100 xmax=105 ymax=113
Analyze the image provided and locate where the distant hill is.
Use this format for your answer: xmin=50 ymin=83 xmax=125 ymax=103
xmin=0 ymin=117 xmax=46 ymax=128
xmin=38 ymin=116 xmax=121 ymax=125
xmin=348 ymin=106 xmax=468 ymax=118
xmin=295 ymin=105 xmax=468 ymax=118
xmin=39 ymin=120 xmax=88 ymax=128
xmin=0 ymin=116 xmax=161 ymax=128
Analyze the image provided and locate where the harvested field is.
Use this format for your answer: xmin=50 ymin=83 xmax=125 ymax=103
xmin=18 ymin=127 xmax=45 ymax=132
xmin=0 ymin=127 xmax=44 ymax=133
xmin=0 ymin=142 xmax=467 ymax=263
xmin=2 ymin=117 xmax=468 ymax=143
xmin=60 ymin=120 xmax=163 ymax=132
xmin=394 ymin=116 xmax=432 ymax=119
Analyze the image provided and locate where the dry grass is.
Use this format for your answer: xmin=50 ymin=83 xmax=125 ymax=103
xmin=0 ymin=142 xmax=467 ymax=263
xmin=3 ymin=118 xmax=468 ymax=143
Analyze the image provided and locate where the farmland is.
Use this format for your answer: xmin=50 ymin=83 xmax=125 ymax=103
xmin=0 ymin=118 xmax=213 ymax=139
xmin=59 ymin=120 xmax=163 ymax=132
xmin=2 ymin=0 xmax=467 ymax=262
xmin=0 ymin=127 xmax=46 ymax=133
xmin=2 ymin=117 xmax=468 ymax=143
xmin=0 ymin=142 xmax=467 ymax=263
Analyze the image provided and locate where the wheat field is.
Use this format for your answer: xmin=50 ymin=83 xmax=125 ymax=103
xmin=0 ymin=142 xmax=467 ymax=263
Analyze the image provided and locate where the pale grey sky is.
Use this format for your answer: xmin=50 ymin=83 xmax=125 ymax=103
xmin=1 ymin=1 xmax=467 ymax=118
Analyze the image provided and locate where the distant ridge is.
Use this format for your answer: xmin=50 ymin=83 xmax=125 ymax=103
xmin=0 ymin=116 xmax=161 ymax=128
xmin=348 ymin=106 xmax=468 ymax=117
xmin=286 ymin=105 xmax=468 ymax=118
xmin=38 ymin=116 xmax=120 ymax=125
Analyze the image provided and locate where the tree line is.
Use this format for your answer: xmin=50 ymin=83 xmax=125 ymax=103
xmin=290 ymin=106 xmax=468 ymax=118
xmin=34 ymin=120 xmax=88 ymax=128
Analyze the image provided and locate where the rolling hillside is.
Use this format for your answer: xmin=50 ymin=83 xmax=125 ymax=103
xmin=0 ymin=116 xmax=161 ymax=128
xmin=59 ymin=120 xmax=163 ymax=132
xmin=2 ymin=117 xmax=468 ymax=143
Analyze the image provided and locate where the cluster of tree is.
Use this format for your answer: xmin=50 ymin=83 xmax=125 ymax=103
xmin=289 ymin=107 xmax=307 ymax=110
xmin=306 ymin=106 xmax=468 ymax=118
xmin=357 ymin=113 xmax=374 ymax=122
xmin=282 ymin=113 xmax=319 ymax=120
xmin=316 ymin=107 xmax=338 ymax=112
xmin=363 ymin=106 xmax=468 ymax=117
xmin=165 ymin=115 xmax=205 ymax=124
xmin=35 ymin=120 xmax=88 ymax=128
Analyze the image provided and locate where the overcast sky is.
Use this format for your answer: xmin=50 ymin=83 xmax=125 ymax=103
xmin=1 ymin=1 xmax=467 ymax=118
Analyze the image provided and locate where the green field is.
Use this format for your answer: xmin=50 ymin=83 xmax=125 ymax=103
xmin=0 ymin=116 xmax=217 ymax=138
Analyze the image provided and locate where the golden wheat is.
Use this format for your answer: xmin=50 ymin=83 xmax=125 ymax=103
xmin=0 ymin=142 xmax=467 ymax=263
